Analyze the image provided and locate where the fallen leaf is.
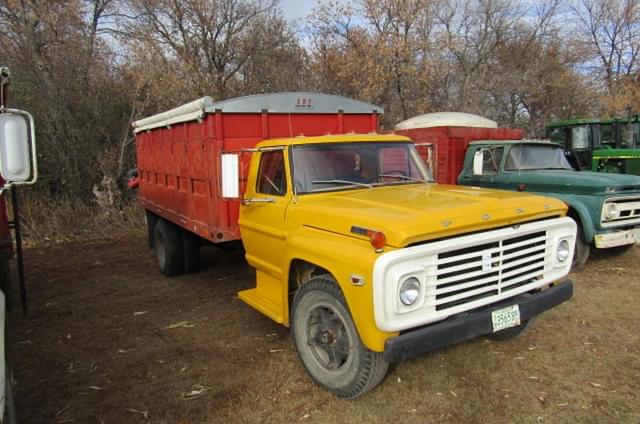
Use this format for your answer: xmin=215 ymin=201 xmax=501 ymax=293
xmin=450 ymin=390 xmax=457 ymax=397
xmin=589 ymin=382 xmax=603 ymax=388
xmin=126 ymin=408 xmax=149 ymax=419
xmin=269 ymin=349 xmax=283 ymax=353
xmin=538 ymin=396 xmax=545 ymax=403
xmin=299 ymin=414 xmax=310 ymax=420
xmin=133 ymin=311 xmax=148 ymax=316
xmin=164 ymin=321 xmax=195 ymax=330
xmin=182 ymin=384 xmax=211 ymax=400
xmin=89 ymin=386 xmax=104 ymax=391
xmin=55 ymin=404 xmax=70 ymax=417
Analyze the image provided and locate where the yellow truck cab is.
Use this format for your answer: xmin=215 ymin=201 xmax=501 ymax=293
xmin=222 ymin=133 xmax=576 ymax=398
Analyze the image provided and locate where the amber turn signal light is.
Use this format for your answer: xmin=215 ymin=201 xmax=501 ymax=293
xmin=369 ymin=231 xmax=386 ymax=250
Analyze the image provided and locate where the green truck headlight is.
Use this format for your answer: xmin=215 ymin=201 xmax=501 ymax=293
xmin=605 ymin=203 xmax=619 ymax=220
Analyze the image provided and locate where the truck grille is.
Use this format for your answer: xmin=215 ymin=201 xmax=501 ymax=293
xmin=601 ymin=197 xmax=640 ymax=227
xmin=433 ymin=231 xmax=547 ymax=311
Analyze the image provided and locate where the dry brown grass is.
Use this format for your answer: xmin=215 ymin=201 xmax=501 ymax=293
xmin=14 ymin=193 xmax=145 ymax=245
xmin=9 ymin=237 xmax=640 ymax=423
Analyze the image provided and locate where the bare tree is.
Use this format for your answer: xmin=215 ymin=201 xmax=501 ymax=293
xmin=572 ymin=0 xmax=640 ymax=95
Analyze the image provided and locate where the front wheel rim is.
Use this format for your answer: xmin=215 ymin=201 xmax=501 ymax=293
xmin=305 ymin=304 xmax=353 ymax=371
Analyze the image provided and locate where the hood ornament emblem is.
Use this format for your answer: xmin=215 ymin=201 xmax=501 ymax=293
xmin=481 ymin=214 xmax=491 ymax=221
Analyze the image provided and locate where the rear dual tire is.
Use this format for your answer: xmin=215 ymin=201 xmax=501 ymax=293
xmin=152 ymin=218 xmax=201 ymax=276
xmin=154 ymin=220 xmax=183 ymax=276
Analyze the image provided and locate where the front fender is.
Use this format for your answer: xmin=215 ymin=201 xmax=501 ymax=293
xmin=562 ymin=198 xmax=597 ymax=242
xmin=284 ymin=228 xmax=397 ymax=352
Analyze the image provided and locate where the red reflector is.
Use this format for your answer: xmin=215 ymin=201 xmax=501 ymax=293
xmin=369 ymin=231 xmax=386 ymax=250
xmin=517 ymin=183 xmax=526 ymax=192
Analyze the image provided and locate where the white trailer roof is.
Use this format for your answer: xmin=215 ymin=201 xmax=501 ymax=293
xmin=395 ymin=112 xmax=498 ymax=130
xmin=133 ymin=92 xmax=384 ymax=133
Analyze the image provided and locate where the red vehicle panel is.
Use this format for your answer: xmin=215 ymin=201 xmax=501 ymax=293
xmin=134 ymin=93 xmax=382 ymax=244
xmin=392 ymin=113 xmax=524 ymax=185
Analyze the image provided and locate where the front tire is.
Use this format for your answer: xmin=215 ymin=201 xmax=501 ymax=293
xmin=572 ymin=224 xmax=590 ymax=270
xmin=291 ymin=276 xmax=388 ymax=399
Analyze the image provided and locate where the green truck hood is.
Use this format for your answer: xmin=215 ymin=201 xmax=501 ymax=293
xmin=505 ymin=170 xmax=640 ymax=195
xmin=288 ymin=183 xmax=565 ymax=247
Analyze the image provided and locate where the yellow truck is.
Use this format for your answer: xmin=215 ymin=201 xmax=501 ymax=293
xmin=226 ymin=134 xmax=575 ymax=398
xmin=134 ymin=94 xmax=576 ymax=398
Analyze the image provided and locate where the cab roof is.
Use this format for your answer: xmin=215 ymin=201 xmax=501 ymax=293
xmin=546 ymin=116 xmax=640 ymax=128
xmin=256 ymin=133 xmax=411 ymax=148
xmin=469 ymin=139 xmax=560 ymax=146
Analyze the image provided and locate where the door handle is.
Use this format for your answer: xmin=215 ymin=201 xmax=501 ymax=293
xmin=242 ymin=197 xmax=275 ymax=206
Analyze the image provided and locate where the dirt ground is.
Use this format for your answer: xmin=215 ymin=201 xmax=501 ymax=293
xmin=7 ymin=233 xmax=640 ymax=423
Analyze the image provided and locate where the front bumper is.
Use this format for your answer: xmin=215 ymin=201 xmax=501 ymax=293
xmin=594 ymin=229 xmax=640 ymax=248
xmin=383 ymin=280 xmax=573 ymax=362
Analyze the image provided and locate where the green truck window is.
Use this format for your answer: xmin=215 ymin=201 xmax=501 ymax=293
xmin=482 ymin=147 xmax=503 ymax=175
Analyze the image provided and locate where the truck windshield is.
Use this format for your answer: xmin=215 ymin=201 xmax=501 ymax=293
xmin=505 ymin=145 xmax=573 ymax=171
xmin=292 ymin=142 xmax=433 ymax=194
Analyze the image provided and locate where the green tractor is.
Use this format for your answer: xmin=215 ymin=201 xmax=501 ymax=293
xmin=546 ymin=116 xmax=640 ymax=175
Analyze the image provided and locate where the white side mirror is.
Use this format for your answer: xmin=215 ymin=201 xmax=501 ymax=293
xmin=472 ymin=150 xmax=484 ymax=176
xmin=0 ymin=113 xmax=32 ymax=182
xmin=221 ymin=153 xmax=239 ymax=198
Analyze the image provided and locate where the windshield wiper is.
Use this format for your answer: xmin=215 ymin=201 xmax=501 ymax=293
xmin=311 ymin=179 xmax=373 ymax=188
xmin=377 ymin=174 xmax=428 ymax=183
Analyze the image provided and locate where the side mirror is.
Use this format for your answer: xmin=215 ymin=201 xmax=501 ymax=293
xmin=472 ymin=150 xmax=484 ymax=176
xmin=0 ymin=111 xmax=36 ymax=184
xmin=220 ymin=153 xmax=239 ymax=199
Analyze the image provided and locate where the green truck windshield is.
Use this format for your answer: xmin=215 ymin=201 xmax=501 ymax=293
xmin=505 ymin=145 xmax=573 ymax=171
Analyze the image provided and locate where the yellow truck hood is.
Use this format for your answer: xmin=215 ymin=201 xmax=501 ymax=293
xmin=288 ymin=183 xmax=566 ymax=247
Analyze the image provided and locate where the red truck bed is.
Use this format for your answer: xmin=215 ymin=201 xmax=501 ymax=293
xmin=393 ymin=112 xmax=524 ymax=184
xmin=133 ymin=92 xmax=383 ymax=243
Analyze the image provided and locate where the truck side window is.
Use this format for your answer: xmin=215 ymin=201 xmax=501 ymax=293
xmin=482 ymin=147 xmax=503 ymax=175
xmin=257 ymin=151 xmax=286 ymax=195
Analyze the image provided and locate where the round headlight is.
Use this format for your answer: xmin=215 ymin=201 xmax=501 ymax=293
xmin=399 ymin=277 xmax=421 ymax=306
xmin=557 ymin=239 xmax=570 ymax=263
xmin=605 ymin=203 xmax=619 ymax=220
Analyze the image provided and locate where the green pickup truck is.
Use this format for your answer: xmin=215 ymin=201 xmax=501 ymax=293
xmin=458 ymin=139 xmax=640 ymax=267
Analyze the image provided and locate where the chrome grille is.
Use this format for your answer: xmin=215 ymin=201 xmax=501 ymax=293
xmin=601 ymin=196 xmax=640 ymax=227
xmin=433 ymin=231 xmax=546 ymax=311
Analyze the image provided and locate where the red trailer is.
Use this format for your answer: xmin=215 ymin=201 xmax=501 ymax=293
xmin=132 ymin=92 xmax=383 ymax=245
xmin=393 ymin=112 xmax=524 ymax=184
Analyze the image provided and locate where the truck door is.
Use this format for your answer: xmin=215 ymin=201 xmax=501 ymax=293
xmin=459 ymin=146 xmax=503 ymax=188
xmin=239 ymin=149 xmax=290 ymax=280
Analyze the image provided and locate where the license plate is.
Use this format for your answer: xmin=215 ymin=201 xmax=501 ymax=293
xmin=491 ymin=304 xmax=521 ymax=332
xmin=634 ymin=229 xmax=640 ymax=243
